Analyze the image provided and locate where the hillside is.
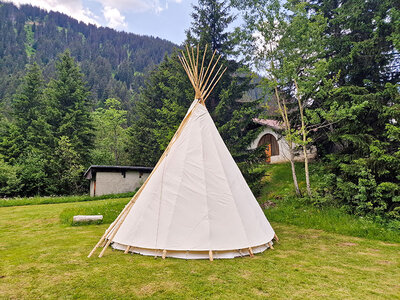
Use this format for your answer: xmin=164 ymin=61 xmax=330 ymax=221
xmin=0 ymin=1 xmax=177 ymax=111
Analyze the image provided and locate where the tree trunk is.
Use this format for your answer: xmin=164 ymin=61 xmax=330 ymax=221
xmin=294 ymin=79 xmax=311 ymax=197
xmin=273 ymin=84 xmax=302 ymax=197
xmin=289 ymin=144 xmax=302 ymax=197
xmin=303 ymin=144 xmax=311 ymax=197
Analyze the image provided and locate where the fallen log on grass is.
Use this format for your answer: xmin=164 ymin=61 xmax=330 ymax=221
xmin=73 ymin=215 xmax=103 ymax=223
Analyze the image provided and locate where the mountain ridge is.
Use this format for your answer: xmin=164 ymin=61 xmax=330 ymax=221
xmin=0 ymin=1 xmax=178 ymax=113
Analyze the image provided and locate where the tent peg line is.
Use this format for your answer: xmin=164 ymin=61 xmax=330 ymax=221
xmin=268 ymin=242 xmax=274 ymax=250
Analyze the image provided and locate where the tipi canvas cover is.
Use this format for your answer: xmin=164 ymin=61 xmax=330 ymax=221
xmin=88 ymin=47 xmax=276 ymax=260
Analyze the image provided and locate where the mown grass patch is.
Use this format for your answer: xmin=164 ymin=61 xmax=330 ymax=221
xmin=260 ymin=163 xmax=400 ymax=243
xmin=0 ymin=191 xmax=134 ymax=207
xmin=1 ymin=201 xmax=399 ymax=299
xmin=59 ymin=197 xmax=129 ymax=226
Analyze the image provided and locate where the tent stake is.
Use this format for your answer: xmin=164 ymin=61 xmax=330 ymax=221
xmin=268 ymin=242 xmax=274 ymax=250
xmin=209 ymin=250 xmax=213 ymax=261
xmin=274 ymin=233 xmax=279 ymax=242
xmin=249 ymin=247 xmax=254 ymax=257
xmin=162 ymin=249 xmax=167 ymax=260
xmin=124 ymin=245 xmax=131 ymax=254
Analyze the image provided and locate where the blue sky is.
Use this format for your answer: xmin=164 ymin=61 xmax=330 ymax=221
xmin=6 ymin=0 xmax=197 ymax=44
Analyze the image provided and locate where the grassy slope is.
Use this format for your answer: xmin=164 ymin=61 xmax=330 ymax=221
xmin=259 ymin=163 xmax=400 ymax=243
xmin=0 ymin=199 xmax=399 ymax=299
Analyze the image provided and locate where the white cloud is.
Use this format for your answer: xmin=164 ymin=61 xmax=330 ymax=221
xmin=5 ymin=0 xmax=186 ymax=32
xmin=102 ymin=5 xmax=127 ymax=29
xmin=98 ymin=0 xmax=151 ymax=13
xmin=5 ymin=0 xmax=100 ymax=25
xmin=98 ymin=0 xmax=183 ymax=14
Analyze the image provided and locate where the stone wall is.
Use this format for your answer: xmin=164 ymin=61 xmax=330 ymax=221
xmin=250 ymin=127 xmax=317 ymax=164
xmin=90 ymin=171 xmax=150 ymax=197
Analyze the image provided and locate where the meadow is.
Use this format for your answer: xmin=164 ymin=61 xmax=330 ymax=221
xmin=0 ymin=164 xmax=399 ymax=299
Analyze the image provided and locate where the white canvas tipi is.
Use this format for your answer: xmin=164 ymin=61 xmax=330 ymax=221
xmin=88 ymin=46 xmax=276 ymax=260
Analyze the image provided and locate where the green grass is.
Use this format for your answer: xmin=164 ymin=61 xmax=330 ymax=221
xmin=0 ymin=200 xmax=399 ymax=299
xmin=259 ymin=163 xmax=400 ymax=243
xmin=0 ymin=192 xmax=135 ymax=207
xmin=60 ymin=197 xmax=130 ymax=226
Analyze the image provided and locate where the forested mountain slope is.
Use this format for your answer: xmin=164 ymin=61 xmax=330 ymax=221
xmin=0 ymin=1 xmax=176 ymax=111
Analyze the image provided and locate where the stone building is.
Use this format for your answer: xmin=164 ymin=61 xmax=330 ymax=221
xmin=250 ymin=118 xmax=317 ymax=164
xmin=84 ymin=165 xmax=153 ymax=197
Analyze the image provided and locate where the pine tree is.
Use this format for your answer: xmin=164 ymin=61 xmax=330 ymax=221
xmin=187 ymin=0 xmax=234 ymax=53
xmin=127 ymin=0 xmax=264 ymax=195
xmin=47 ymin=50 xmax=94 ymax=166
xmin=11 ymin=62 xmax=52 ymax=157
xmin=307 ymin=0 xmax=400 ymax=219
xmin=126 ymin=52 xmax=193 ymax=166
xmin=187 ymin=0 xmax=264 ymax=194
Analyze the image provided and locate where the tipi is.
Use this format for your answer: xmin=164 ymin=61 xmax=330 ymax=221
xmin=88 ymin=46 xmax=277 ymax=260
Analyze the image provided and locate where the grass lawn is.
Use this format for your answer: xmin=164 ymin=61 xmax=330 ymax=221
xmin=1 ymin=198 xmax=399 ymax=299
xmin=258 ymin=163 xmax=400 ymax=243
xmin=0 ymin=192 xmax=135 ymax=207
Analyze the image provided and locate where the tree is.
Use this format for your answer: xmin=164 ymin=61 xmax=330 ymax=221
xmin=127 ymin=0 xmax=265 ymax=195
xmin=187 ymin=0 xmax=235 ymax=53
xmin=47 ymin=50 xmax=94 ymax=166
xmin=126 ymin=52 xmax=193 ymax=167
xmin=92 ymin=98 xmax=129 ymax=165
xmin=233 ymin=0 xmax=331 ymax=196
xmin=234 ymin=0 xmax=400 ymax=219
xmin=0 ymin=157 xmax=21 ymax=197
xmin=11 ymin=62 xmax=52 ymax=158
xmin=49 ymin=136 xmax=86 ymax=195
xmin=187 ymin=0 xmax=264 ymax=194
xmin=308 ymin=0 xmax=400 ymax=219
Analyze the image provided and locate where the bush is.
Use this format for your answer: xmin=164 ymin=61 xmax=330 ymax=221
xmin=0 ymin=159 xmax=21 ymax=197
xmin=238 ymin=162 xmax=265 ymax=197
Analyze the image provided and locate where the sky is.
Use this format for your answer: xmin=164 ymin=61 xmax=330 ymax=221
xmin=5 ymin=0 xmax=197 ymax=44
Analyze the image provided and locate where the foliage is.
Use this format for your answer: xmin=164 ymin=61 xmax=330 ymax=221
xmin=308 ymin=0 xmax=400 ymax=221
xmin=0 ymin=54 xmax=95 ymax=197
xmin=234 ymin=0 xmax=400 ymax=220
xmin=46 ymin=50 xmax=94 ymax=165
xmin=126 ymin=51 xmax=192 ymax=166
xmin=128 ymin=0 xmax=264 ymax=193
xmin=0 ymin=2 xmax=175 ymax=112
xmin=8 ymin=62 xmax=52 ymax=162
xmin=48 ymin=136 xmax=86 ymax=195
xmin=259 ymin=163 xmax=400 ymax=240
xmin=92 ymin=98 xmax=129 ymax=165
xmin=187 ymin=0 xmax=235 ymax=53
xmin=0 ymin=158 xmax=21 ymax=197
